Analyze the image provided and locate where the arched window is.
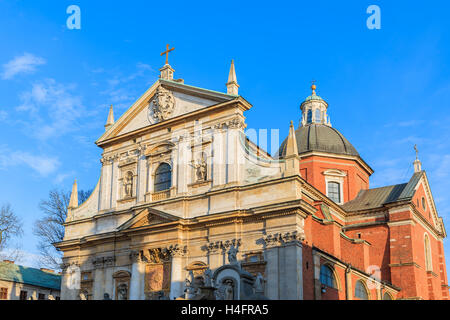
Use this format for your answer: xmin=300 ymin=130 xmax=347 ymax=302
xmin=154 ymin=163 xmax=172 ymax=192
xmin=307 ymin=109 xmax=313 ymax=124
xmin=422 ymin=197 xmax=426 ymax=211
xmin=320 ymin=265 xmax=337 ymax=289
xmin=327 ymin=181 xmax=341 ymax=203
xmin=424 ymin=234 xmax=432 ymax=271
xmin=383 ymin=292 xmax=393 ymax=300
xmin=315 ymin=109 xmax=321 ymax=123
xmin=354 ymin=280 xmax=368 ymax=300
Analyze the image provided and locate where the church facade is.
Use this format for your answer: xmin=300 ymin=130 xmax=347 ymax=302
xmin=56 ymin=52 xmax=449 ymax=300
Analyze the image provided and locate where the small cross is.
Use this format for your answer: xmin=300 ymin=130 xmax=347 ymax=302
xmin=161 ymin=44 xmax=175 ymax=65
xmin=414 ymin=144 xmax=419 ymax=160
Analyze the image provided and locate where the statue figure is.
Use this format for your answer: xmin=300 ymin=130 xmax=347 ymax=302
xmin=227 ymin=243 xmax=238 ymax=265
xmin=124 ymin=172 xmax=133 ymax=197
xmin=117 ymin=283 xmax=128 ymax=300
xmin=224 ymin=280 xmax=234 ymax=300
xmin=192 ymin=156 xmax=207 ymax=182
xmin=254 ymin=273 xmax=265 ymax=293
xmin=203 ymin=268 xmax=213 ymax=287
xmin=184 ymin=270 xmax=197 ymax=299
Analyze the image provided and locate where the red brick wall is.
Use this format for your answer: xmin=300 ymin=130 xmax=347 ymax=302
xmin=299 ymin=155 xmax=370 ymax=203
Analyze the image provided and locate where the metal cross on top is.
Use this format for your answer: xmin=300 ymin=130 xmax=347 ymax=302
xmin=161 ymin=44 xmax=175 ymax=65
xmin=414 ymin=144 xmax=419 ymax=160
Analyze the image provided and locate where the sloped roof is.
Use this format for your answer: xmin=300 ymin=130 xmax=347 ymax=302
xmin=342 ymin=172 xmax=424 ymax=212
xmin=0 ymin=262 xmax=61 ymax=290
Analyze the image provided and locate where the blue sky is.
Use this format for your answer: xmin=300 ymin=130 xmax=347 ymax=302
xmin=0 ymin=0 xmax=450 ymax=275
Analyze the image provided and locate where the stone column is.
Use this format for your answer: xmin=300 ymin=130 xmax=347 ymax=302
xmin=280 ymin=241 xmax=303 ymax=300
xmin=110 ymin=158 xmax=118 ymax=209
xmin=264 ymin=247 xmax=279 ymax=300
xmin=129 ymin=252 xmax=142 ymax=300
xmin=313 ymin=251 xmax=322 ymax=300
xmin=176 ymin=136 xmax=190 ymax=195
xmin=170 ymin=250 xmax=185 ymax=300
xmin=93 ymin=266 xmax=104 ymax=300
xmin=212 ymin=125 xmax=226 ymax=187
xmin=99 ymin=159 xmax=112 ymax=211
xmin=226 ymin=125 xmax=242 ymax=185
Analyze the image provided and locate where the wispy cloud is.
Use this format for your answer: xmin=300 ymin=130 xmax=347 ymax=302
xmin=15 ymin=79 xmax=85 ymax=140
xmin=0 ymin=145 xmax=60 ymax=177
xmin=0 ymin=110 xmax=7 ymax=121
xmin=1 ymin=53 xmax=46 ymax=80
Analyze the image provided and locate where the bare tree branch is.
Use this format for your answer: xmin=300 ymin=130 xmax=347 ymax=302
xmin=0 ymin=203 xmax=23 ymax=251
xmin=33 ymin=188 xmax=92 ymax=270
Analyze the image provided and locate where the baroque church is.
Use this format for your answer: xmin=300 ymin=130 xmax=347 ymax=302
xmin=56 ymin=47 xmax=449 ymax=300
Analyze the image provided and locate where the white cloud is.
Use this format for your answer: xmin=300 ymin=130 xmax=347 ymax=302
xmin=0 ymin=110 xmax=7 ymax=121
xmin=1 ymin=53 xmax=46 ymax=80
xmin=16 ymin=79 xmax=84 ymax=140
xmin=53 ymin=171 xmax=75 ymax=184
xmin=0 ymin=146 xmax=60 ymax=177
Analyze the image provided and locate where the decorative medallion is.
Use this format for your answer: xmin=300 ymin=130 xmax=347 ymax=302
xmin=148 ymin=86 xmax=176 ymax=123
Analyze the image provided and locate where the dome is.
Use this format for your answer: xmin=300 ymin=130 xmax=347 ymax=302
xmin=278 ymin=124 xmax=359 ymax=157
xmin=303 ymin=94 xmax=324 ymax=102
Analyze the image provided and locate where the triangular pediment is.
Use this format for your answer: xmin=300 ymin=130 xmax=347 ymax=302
xmin=118 ymin=207 xmax=180 ymax=231
xmin=413 ymin=172 xmax=445 ymax=235
xmin=96 ymin=79 xmax=237 ymax=146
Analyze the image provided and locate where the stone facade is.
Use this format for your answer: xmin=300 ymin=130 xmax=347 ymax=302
xmin=56 ymin=60 xmax=449 ymax=300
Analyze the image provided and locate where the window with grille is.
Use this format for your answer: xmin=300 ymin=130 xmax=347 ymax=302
xmin=327 ymin=181 xmax=341 ymax=203
xmin=0 ymin=287 xmax=8 ymax=300
xmin=320 ymin=265 xmax=337 ymax=289
xmin=154 ymin=163 xmax=172 ymax=192
xmin=355 ymin=281 xmax=368 ymax=300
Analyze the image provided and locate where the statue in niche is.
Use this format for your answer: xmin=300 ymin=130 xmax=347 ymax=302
xmin=223 ymin=279 xmax=235 ymax=300
xmin=124 ymin=172 xmax=133 ymax=198
xmin=193 ymin=156 xmax=207 ymax=182
xmin=117 ymin=283 xmax=128 ymax=300
xmin=227 ymin=243 xmax=238 ymax=265
xmin=254 ymin=273 xmax=265 ymax=293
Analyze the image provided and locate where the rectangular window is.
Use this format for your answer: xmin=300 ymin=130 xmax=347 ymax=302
xmin=38 ymin=293 xmax=45 ymax=300
xmin=0 ymin=287 xmax=8 ymax=300
xmin=327 ymin=181 xmax=341 ymax=203
xmin=19 ymin=290 xmax=28 ymax=300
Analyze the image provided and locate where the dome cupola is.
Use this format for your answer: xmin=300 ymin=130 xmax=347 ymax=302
xmin=300 ymin=82 xmax=331 ymax=127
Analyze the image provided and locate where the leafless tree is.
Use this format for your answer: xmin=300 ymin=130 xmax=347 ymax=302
xmin=0 ymin=203 xmax=23 ymax=252
xmin=33 ymin=189 xmax=91 ymax=269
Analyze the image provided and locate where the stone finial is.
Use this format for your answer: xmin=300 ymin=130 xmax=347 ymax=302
xmin=413 ymin=144 xmax=422 ymax=173
xmin=68 ymin=180 xmax=78 ymax=209
xmin=226 ymin=60 xmax=239 ymax=96
xmin=105 ymin=104 xmax=115 ymax=131
xmin=285 ymin=120 xmax=298 ymax=156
